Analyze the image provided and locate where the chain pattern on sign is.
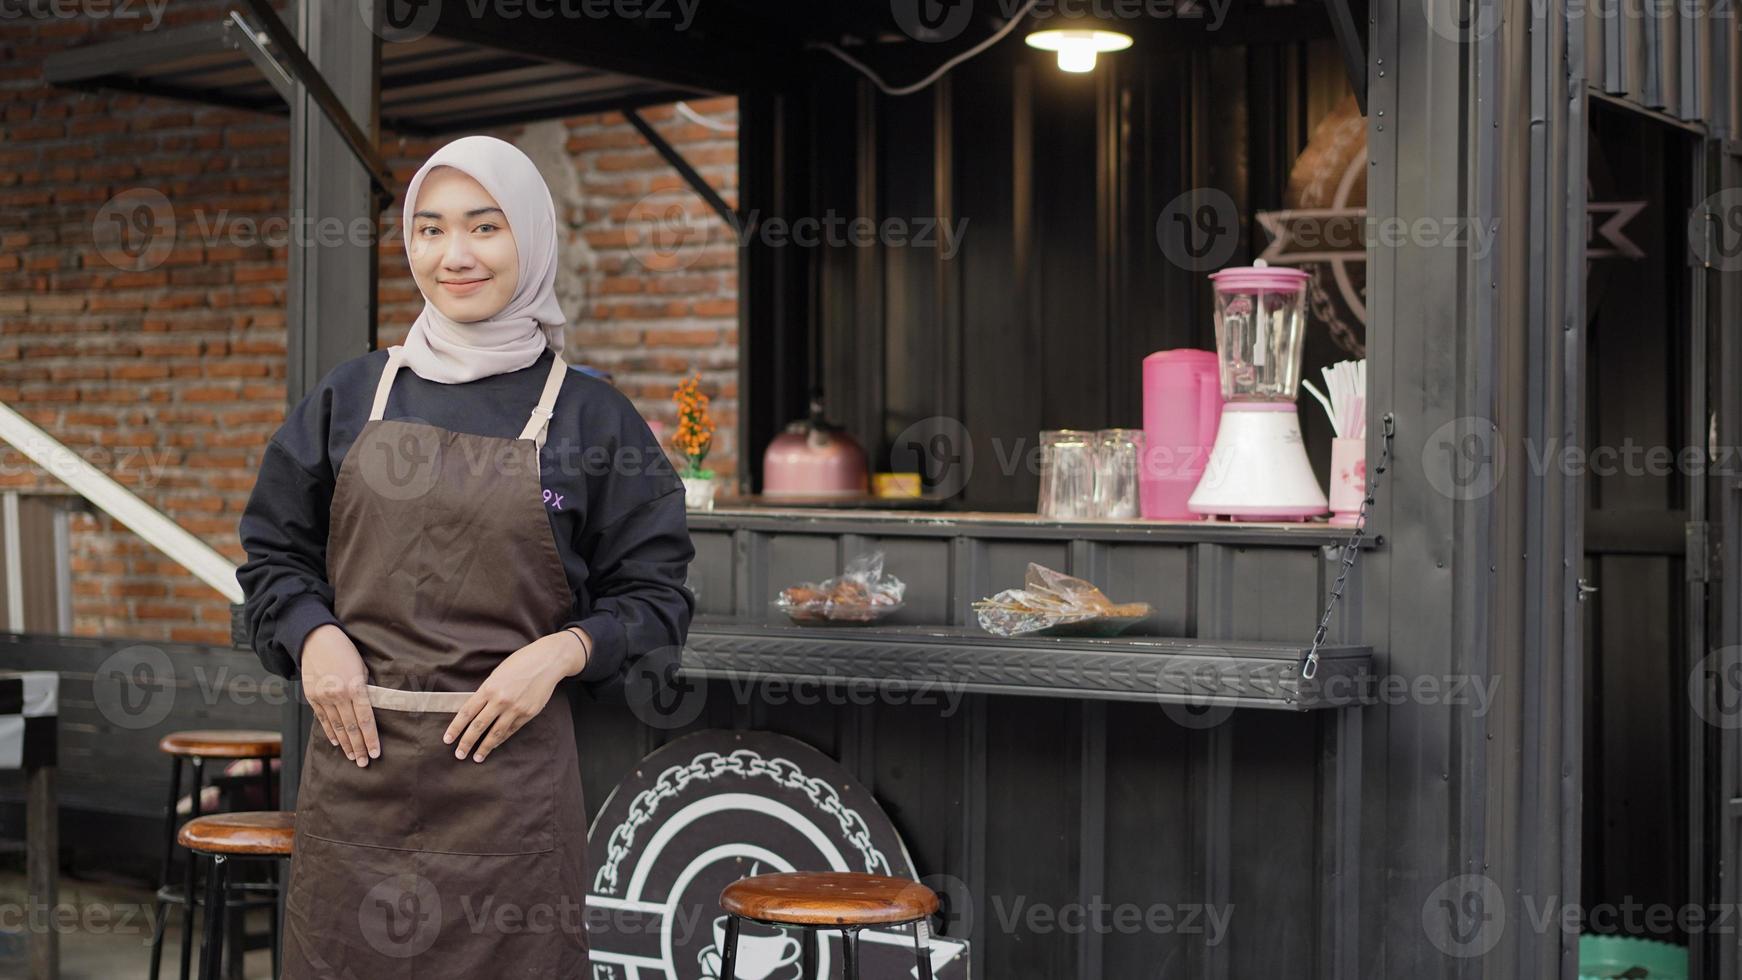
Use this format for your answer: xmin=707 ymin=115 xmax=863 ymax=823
xmin=1301 ymin=413 xmax=1396 ymax=681
xmin=594 ymin=749 xmax=893 ymax=895
xmin=1306 ymin=271 xmax=1365 ymax=359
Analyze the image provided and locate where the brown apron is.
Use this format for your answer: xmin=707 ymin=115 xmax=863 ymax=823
xmin=282 ymin=347 xmax=590 ymax=979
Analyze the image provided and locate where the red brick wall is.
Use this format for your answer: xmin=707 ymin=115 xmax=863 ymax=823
xmin=0 ymin=6 xmax=738 ymax=646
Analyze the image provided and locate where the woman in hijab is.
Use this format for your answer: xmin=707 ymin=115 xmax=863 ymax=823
xmin=237 ymin=135 xmax=695 ymax=977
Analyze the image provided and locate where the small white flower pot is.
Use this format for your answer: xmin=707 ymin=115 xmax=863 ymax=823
xmin=682 ymin=474 xmax=716 ymax=511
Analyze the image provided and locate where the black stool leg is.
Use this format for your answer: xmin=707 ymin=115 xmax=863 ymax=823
xmin=147 ymin=896 xmax=171 ymax=980
xmin=257 ymin=755 xmax=274 ymax=809
xmin=149 ymin=755 xmax=182 ymax=980
xmin=198 ymin=854 xmax=226 ymax=980
xmin=800 ymin=925 xmax=816 ymax=979
xmin=842 ymin=927 xmax=860 ymax=980
xmin=718 ymin=914 xmax=740 ymax=980
xmin=269 ymin=859 xmax=282 ymax=979
xmin=179 ymin=758 xmax=205 ymax=980
xmin=245 ymin=754 xmax=275 ymax=979
xmin=224 ymin=864 xmax=245 ymax=980
xmin=913 ymin=918 xmax=934 ymax=980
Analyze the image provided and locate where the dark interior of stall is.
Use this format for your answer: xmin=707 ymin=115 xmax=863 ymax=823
xmin=735 ymin=3 xmax=1364 ymax=510
xmin=1581 ymin=100 xmax=1700 ymax=948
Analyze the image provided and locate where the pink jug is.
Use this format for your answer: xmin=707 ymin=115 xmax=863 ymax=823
xmin=1140 ymin=349 xmax=1222 ymax=520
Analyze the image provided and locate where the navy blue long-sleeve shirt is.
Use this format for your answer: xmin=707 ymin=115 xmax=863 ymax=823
xmin=236 ymin=346 xmax=695 ymax=699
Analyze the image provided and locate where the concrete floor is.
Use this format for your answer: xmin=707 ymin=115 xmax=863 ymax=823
xmin=0 ymin=868 xmax=275 ymax=980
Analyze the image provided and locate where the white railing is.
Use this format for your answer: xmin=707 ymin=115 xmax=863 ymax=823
xmin=0 ymin=401 xmax=242 ymax=604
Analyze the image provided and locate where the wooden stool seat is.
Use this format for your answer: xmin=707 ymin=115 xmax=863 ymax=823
xmin=178 ymin=813 xmax=293 ymax=980
xmin=158 ymin=730 xmax=282 ymax=759
xmin=720 ymin=871 xmax=939 ymax=927
xmin=152 ymin=732 xmax=284 ymax=980
xmin=176 ymin=811 xmax=295 ymax=857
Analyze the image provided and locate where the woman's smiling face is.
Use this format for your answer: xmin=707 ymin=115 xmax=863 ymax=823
xmin=407 ymin=167 xmax=520 ymax=322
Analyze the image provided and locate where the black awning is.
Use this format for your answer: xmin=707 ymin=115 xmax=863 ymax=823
xmin=41 ymin=12 xmax=718 ymax=138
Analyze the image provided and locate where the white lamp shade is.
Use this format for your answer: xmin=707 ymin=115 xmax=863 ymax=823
xmin=1024 ymin=28 xmax=1133 ymax=73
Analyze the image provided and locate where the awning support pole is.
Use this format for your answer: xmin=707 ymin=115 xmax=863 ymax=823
xmin=623 ymin=107 xmax=743 ymax=232
xmin=232 ymin=0 xmax=397 ymax=207
xmin=1324 ymin=0 xmax=1368 ymax=115
xmin=223 ymin=10 xmax=296 ymax=105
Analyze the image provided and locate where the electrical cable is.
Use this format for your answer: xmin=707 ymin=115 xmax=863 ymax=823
xmin=674 ymin=100 xmax=737 ymax=132
xmin=806 ymin=0 xmax=1041 ymax=97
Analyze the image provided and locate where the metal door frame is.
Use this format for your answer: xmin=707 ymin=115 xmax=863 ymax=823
xmin=1713 ymin=135 xmax=1742 ymax=980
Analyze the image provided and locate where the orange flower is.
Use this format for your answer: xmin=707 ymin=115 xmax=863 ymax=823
xmin=671 ymin=374 xmax=715 ymax=477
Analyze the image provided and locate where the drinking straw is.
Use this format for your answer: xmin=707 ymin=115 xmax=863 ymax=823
xmin=1304 ymin=359 xmax=1367 ymax=439
xmin=1301 ymin=378 xmax=1336 ymax=431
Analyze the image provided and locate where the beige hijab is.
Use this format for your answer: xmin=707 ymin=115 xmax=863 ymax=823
xmin=397 ymin=135 xmax=567 ymax=384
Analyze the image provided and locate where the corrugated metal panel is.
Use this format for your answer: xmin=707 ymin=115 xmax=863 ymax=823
xmin=1651 ymin=0 xmax=1674 ymax=110
xmin=1636 ymin=0 xmax=1651 ymax=99
xmin=1661 ymin=0 xmax=1680 ymax=112
xmin=1722 ymin=1 xmax=1737 ymax=136
xmin=1585 ymin=0 xmax=1742 ymax=128
xmin=1605 ymin=0 xmax=1623 ymax=92
xmin=1679 ymin=0 xmax=1706 ymax=119
xmin=1603 ymin=0 xmax=1742 ymax=126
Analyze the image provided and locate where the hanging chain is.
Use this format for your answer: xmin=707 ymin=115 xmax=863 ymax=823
xmin=1301 ymin=413 xmax=1395 ymax=680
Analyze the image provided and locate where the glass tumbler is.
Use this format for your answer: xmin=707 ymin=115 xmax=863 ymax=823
xmin=1037 ymin=430 xmax=1095 ymax=519
xmin=1092 ymin=428 xmax=1145 ymax=519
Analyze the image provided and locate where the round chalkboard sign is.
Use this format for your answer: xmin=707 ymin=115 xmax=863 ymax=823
xmin=584 ymin=730 xmax=969 ymax=979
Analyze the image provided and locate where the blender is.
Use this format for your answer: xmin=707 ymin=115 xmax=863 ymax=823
xmin=1187 ymin=262 xmax=1329 ymax=520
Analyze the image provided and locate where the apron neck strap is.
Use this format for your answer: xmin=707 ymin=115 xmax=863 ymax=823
xmin=517 ymin=352 xmax=568 ymax=451
xmin=368 ymin=347 xmax=405 ymax=422
xmin=368 ymin=347 xmax=568 ymax=451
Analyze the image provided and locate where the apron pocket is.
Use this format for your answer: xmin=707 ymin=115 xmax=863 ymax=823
xmin=411 ymin=705 xmax=557 ymax=855
xmin=295 ymin=708 xmax=423 ymax=852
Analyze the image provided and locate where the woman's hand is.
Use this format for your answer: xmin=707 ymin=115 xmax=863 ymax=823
xmin=445 ymin=629 xmax=591 ymax=762
xmin=300 ymin=624 xmax=379 ymax=767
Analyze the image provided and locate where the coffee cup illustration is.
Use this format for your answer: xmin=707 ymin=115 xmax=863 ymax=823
xmin=703 ymin=914 xmax=801 ymax=980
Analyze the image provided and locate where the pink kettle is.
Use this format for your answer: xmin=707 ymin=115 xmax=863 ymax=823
xmin=761 ymin=397 xmax=869 ymax=498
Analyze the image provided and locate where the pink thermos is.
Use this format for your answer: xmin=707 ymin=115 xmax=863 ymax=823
xmin=1140 ymin=349 xmax=1222 ymax=520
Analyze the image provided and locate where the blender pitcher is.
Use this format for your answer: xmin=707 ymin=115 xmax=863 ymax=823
xmin=1213 ymin=266 xmax=1308 ymax=401
xmin=1187 ymin=262 xmax=1329 ymax=520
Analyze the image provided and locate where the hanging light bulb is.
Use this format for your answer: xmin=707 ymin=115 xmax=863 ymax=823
xmin=1024 ymin=28 xmax=1133 ymax=73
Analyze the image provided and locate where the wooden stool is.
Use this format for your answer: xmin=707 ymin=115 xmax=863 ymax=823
xmin=178 ymin=811 xmax=295 ymax=980
xmin=150 ymin=730 xmax=281 ymax=980
xmin=719 ymin=871 xmax=940 ymax=980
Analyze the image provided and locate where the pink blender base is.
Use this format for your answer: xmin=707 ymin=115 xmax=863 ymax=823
xmin=1186 ymin=401 xmax=1329 ymax=521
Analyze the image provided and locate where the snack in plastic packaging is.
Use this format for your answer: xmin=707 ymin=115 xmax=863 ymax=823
xmin=775 ymin=551 xmax=906 ymax=625
xmin=973 ymin=562 xmax=1152 ymax=637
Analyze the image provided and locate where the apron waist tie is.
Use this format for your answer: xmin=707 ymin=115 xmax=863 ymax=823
xmin=364 ymin=684 xmax=474 ymax=713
